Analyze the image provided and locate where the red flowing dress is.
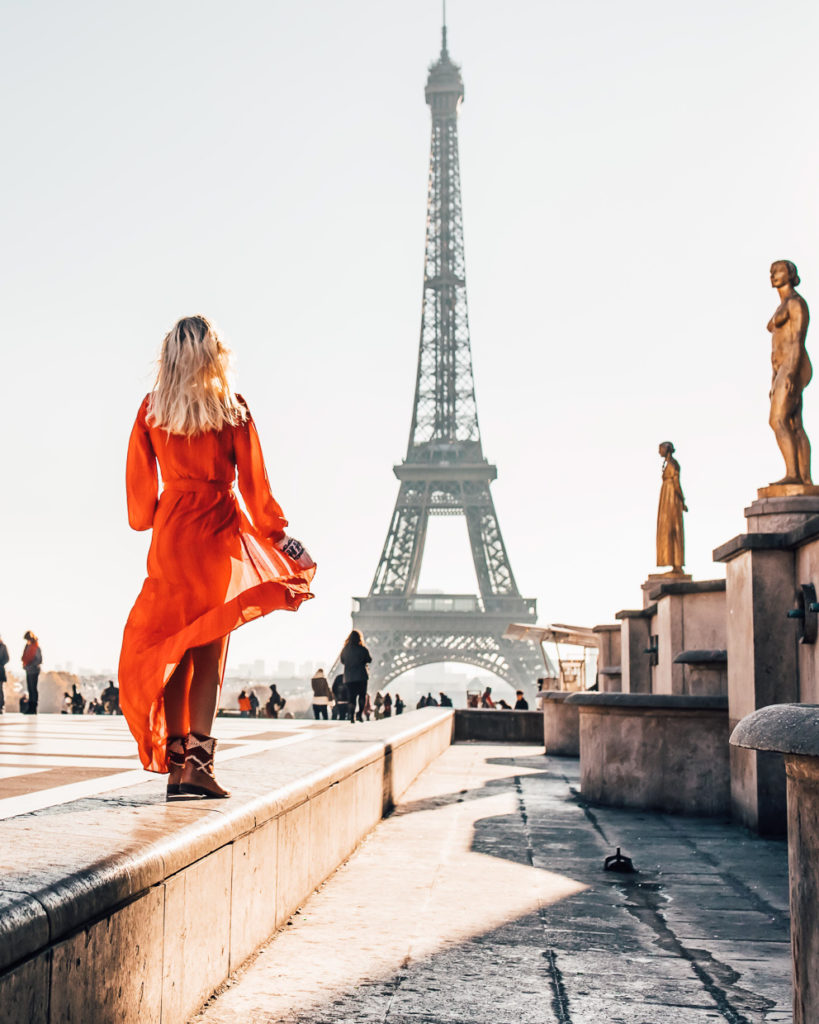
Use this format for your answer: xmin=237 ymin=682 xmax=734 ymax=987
xmin=118 ymin=395 xmax=314 ymax=773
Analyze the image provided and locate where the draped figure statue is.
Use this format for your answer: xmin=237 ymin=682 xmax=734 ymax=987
xmin=656 ymin=441 xmax=687 ymax=573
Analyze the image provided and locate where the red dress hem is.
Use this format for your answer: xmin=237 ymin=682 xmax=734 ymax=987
xmin=120 ymin=574 xmax=312 ymax=773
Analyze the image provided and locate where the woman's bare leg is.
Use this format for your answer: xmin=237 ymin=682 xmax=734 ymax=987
xmin=180 ymin=636 xmax=231 ymax=798
xmin=164 ymin=652 xmax=194 ymax=737
xmin=188 ymin=637 xmax=227 ymax=736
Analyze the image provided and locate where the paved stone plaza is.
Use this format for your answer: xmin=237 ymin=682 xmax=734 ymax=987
xmin=0 ymin=713 xmax=329 ymax=820
xmin=194 ymin=743 xmax=792 ymax=1024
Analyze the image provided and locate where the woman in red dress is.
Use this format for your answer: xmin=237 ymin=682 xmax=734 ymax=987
xmin=118 ymin=315 xmax=315 ymax=799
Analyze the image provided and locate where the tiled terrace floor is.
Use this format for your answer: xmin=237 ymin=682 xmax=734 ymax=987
xmin=0 ymin=713 xmax=329 ymax=820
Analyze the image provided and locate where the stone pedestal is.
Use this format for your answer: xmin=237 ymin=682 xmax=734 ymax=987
xmin=592 ymin=623 xmax=621 ymax=692
xmin=568 ymin=692 xmax=730 ymax=815
xmin=731 ymin=704 xmax=819 ymax=1024
xmin=713 ymin=494 xmax=819 ymax=834
xmin=615 ymin=609 xmax=653 ymax=694
xmin=643 ymin=579 xmax=727 ymax=696
xmin=541 ymin=691 xmax=580 ymax=756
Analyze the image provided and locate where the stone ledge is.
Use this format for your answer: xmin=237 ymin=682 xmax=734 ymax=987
xmin=540 ymin=690 xmax=572 ymax=702
xmin=645 ymin=578 xmax=726 ymax=600
xmin=566 ymin=692 xmax=728 ymax=710
xmin=673 ymin=649 xmax=727 ymax=664
xmin=713 ymin=514 xmax=819 ymax=562
xmin=615 ymin=605 xmax=656 ymax=620
xmin=0 ymin=708 xmax=454 ymax=1024
xmin=730 ymin=703 xmax=819 ymax=756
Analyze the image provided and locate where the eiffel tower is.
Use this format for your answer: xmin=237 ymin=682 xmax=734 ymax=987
xmin=352 ymin=21 xmax=541 ymax=694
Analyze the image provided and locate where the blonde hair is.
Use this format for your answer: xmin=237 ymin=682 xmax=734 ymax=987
xmin=147 ymin=315 xmax=247 ymax=436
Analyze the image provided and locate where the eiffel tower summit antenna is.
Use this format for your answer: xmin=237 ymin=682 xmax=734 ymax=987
xmin=350 ymin=24 xmax=542 ymax=694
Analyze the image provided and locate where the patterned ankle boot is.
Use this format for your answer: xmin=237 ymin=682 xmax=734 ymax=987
xmin=166 ymin=735 xmax=188 ymax=800
xmin=180 ymin=732 xmax=230 ymax=799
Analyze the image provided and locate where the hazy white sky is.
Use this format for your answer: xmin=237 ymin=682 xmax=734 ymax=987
xmin=1 ymin=0 xmax=818 ymax=678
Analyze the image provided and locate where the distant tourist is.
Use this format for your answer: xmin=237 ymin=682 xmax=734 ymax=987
xmin=249 ymin=690 xmax=260 ymax=718
xmin=311 ymin=669 xmax=333 ymax=720
xmin=340 ymin=630 xmax=372 ymax=723
xmin=395 ymin=694 xmax=405 ymax=715
xmin=497 ymin=698 xmax=512 ymax=710
xmin=266 ymin=684 xmax=286 ymax=719
xmin=416 ymin=695 xmax=427 ymax=709
xmin=117 ymin=315 xmax=315 ymax=800
xmin=467 ymin=693 xmax=479 ymax=708
xmin=331 ymin=673 xmax=350 ymax=720
xmin=21 ymin=631 xmax=42 ymax=715
xmin=71 ymin=684 xmax=86 ymax=715
xmin=425 ymin=692 xmax=438 ymax=707
xmin=383 ymin=692 xmax=393 ymax=717
xmin=101 ymin=681 xmax=120 ymax=715
xmin=0 ymin=634 xmax=8 ymax=714
xmin=439 ymin=692 xmax=453 ymax=707
xmin=514 ymin=691 xmax=529 ymax=710
xmin=480 ymin=686 xmax=495 ymax=709
xmin=238 ymin=690 xmax=251 ymax=717
xmin=374 ymin=691 xmax=384 ymax=720
xmin=363 ymin=693 xmax=372 ymax=721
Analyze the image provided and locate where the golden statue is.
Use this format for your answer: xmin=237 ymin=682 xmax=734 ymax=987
xmin=657 ymin=441 xmax=687 ymax=573
xmin=768 ymin=260 xmax=812 ymax=485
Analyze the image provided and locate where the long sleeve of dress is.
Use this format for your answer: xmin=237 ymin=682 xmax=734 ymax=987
xmin=234 ymin=407 xmax=288 ymax=540
xmin=126 ymin=398 xmax=158 ymax=531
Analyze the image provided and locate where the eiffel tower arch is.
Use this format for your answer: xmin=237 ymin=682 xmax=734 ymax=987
xmin=352 ymin=22 xmax=542 ymax=696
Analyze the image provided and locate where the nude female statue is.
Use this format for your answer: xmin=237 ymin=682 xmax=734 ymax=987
xmin=768 ymin=260 xmax=812 ymax=485
xmin=656 ymin=441 xmax=687 ymax=574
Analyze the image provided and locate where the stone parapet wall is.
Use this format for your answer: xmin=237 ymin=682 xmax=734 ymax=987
xmin=541 ymin=691 xmax=580 ymax=756
xmin=453 ymin=709 xmax=543 ymax=744
xmin=568 ymin=693 xmax=730 ymax=816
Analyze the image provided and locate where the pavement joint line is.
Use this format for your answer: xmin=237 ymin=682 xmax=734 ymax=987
xmin=516 ymin=773 xmax=575 ymax=1024
xmin=566 ymin=781 xmax=609 ymax=844
xmin=615 ymin=873 xmax=771 ymax=1024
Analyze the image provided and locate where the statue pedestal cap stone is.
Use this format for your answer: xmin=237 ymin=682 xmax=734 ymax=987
xmin=641 ymin=572 xmax=691 ymax=608
xmin=746 ymin=490 xmax=819 ymax=534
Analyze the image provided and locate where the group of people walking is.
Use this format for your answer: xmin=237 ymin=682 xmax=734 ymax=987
xmin=0 ymin=631 xmax=43 ymax=715
xmin=309 ymin=633 xmax=406 ymax=722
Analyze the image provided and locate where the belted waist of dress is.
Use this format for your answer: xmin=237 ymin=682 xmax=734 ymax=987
xmin=162 ymin=478 xmax=234 ymax=493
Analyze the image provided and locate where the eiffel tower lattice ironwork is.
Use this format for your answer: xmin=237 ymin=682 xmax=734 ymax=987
xmin=351 ymin=23 xmax=542 ymax=694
